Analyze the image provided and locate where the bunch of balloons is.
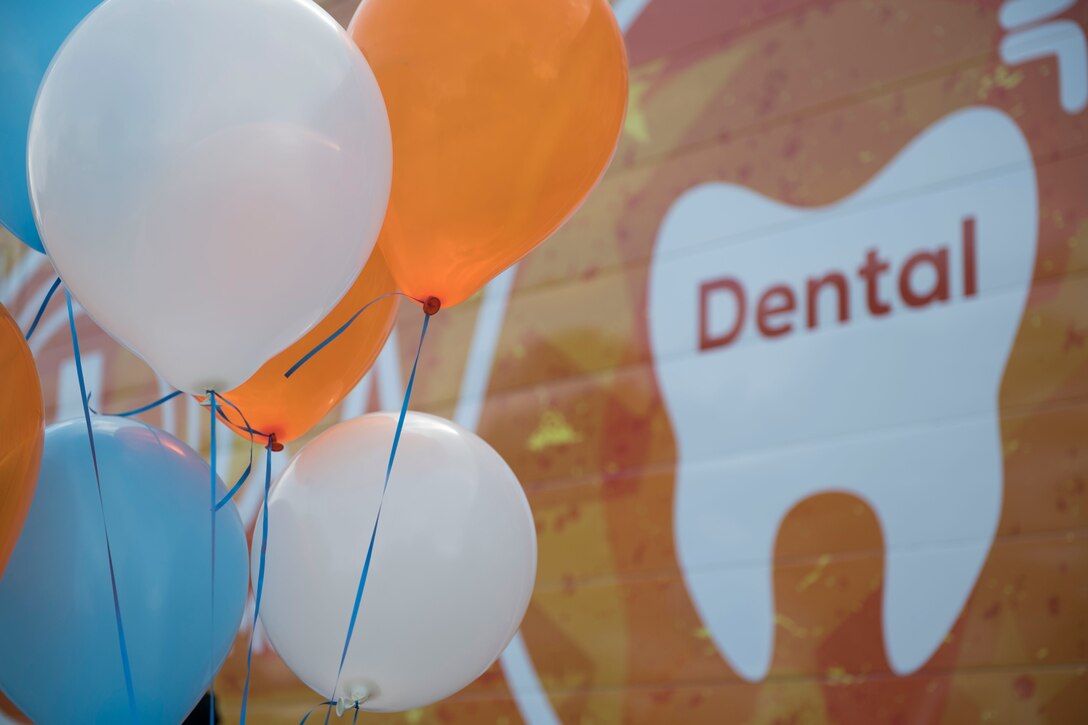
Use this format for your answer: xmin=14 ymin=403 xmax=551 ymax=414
xmin=0 ymin=0 xmax=627 ymax=719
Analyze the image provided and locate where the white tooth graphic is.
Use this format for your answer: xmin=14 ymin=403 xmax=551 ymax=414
xmin=648 ymin=107 xmax=1037 ymax=681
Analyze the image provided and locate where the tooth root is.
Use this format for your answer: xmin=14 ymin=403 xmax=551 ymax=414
xmin=675 ymin=459 xmax=808 ymax=682
xmin=675 ymin=420 xmax=1002 ymax=679
xmin=684 ymin=563 xmax=774 ymax=681
xmin=871 ymin=422 xmax=1002 ymax=674
xmin=883 ymin=541 xmax=994 ymax=673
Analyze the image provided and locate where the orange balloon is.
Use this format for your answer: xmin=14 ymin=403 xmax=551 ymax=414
xmin=350 ymin=0 xmax=628 ymax=308
xmin=214 ymin=249 xmax=400 ymax=444
xmin=0 ymin=303 xmax=43 ymax=577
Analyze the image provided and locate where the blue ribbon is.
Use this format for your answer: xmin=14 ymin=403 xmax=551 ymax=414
xmin=208 ymin=392 xmax=218 ymax=725
xmin=24 ymin=275 xmax=61 ymax=341
xmin=299 ymin=703 xmax=358 ymax=724
xmin=299 ymin=702 xmax=338 ymax=724
xmin=88 ymin=390 xmax=183 ymax=418
xmin=213 ymin=447 xmax=252 ymax=512
xmin=214 ymin=401 xmax=268 ymax=440
xmin=317 ymin=311 xmax=431 ymax=725
xmin=239 ymin=441 xmax=274 ymax=724
xmin=66 ymin=291 xmax=139 ymax=723
xmin=284 ymin=292 xmax=416 ymax=379
xmin=211 ymin=393 xmax=265 ymax=511
xmin=82 ymin=387 xmax=250 ymax=511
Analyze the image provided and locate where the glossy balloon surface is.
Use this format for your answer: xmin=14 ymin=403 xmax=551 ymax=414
xmin=350 ymin=0 xmax=628 ymax=307
xmin=0 ymin=303 xmax=43 ymax=577
xmin=0 ymin=417 xmax=248 ymax=724
xmin=255 ymin=412 xmax=537 ymax=711
xmin=28 ymin=0 xmax=392 ymax=393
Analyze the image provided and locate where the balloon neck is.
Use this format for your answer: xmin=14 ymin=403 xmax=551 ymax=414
xmin=423 ymin=296 xmax=441 ymax=316
xmin=267 ymin=433 xmax=284 ymax=452
xmin=335 ymin=684 xmax=371 ymax=717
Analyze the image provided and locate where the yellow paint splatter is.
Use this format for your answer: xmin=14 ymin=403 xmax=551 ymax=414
xmin=797 ymin=554 xmax=831 ymax=592
xmin=775 ymin=613 xmax=808 ymax=638
xmin=527 ymin=410 xmax=583 ymax=451
xmin=826 ymin=666 xmax=858 ymax=686
xmin=977 ymin=65 xmax=1025 ymax=101
xmin=624 ymin=78 xmax=652 ymax=144
xmin=994 ymin=65 xmax=1025 ymax=89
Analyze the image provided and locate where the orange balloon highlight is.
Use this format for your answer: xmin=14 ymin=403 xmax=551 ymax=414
xmin=350 ymin=0 xmax=628 ymax=308
xmin=215 ymin=249 xmax=400 ymax=444
xmin=0 ymin=303 xmax=43 ymax=577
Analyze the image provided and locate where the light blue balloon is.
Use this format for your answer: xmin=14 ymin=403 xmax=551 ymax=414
xmin=0 ymin=417 xmax=249 ymax=724
xmin=0 ymin=0 xmax=103 ymax=253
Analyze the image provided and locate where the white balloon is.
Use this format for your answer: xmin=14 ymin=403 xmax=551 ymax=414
xmin=27 ymin=0 xmax=392 ymax=394
xmin=254 ymin=412 xmax=537 ymax=711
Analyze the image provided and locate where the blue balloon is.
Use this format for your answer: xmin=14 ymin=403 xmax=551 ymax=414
xmin=0 ymin=0 xmax=103 ymax=253
xmin=0 ymin=417 xmax=249 ymax=724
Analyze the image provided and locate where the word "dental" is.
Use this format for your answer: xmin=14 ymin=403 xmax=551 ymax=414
xmin=698 ymin=217 xmax=978 ymax=350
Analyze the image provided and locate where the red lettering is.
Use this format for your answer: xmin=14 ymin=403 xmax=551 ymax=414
xmin=696 ymin=221 xmax=971 ymax=351
xmin=757 ymin=285 xmax=796 ymax=337
xmin=699 ymin=278 xmax=745 ymax=350
xmin=963 ymin=217 xmax=977 ymax=297
xmin=899 ymin=248 xmax=950 ymax=308
xmin=806 ymin=272 xmax=849 ymax=328
xmin=857 ymin=249 xmax=891 ymax=316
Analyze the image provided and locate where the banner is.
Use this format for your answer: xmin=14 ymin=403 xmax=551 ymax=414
xmin=1 ymin=0 xmax=1085 ymax=722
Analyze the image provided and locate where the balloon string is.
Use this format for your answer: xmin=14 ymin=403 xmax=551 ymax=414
xmin=316 ymin=309 xmax=431 ymax=725
xmin=283 ymin=291 xmax=422 ymax=379
xmin=211 ymin=393 xmax=266 ymax=511
xmin=214 ymin=400 xmax=269 ymax=440
xmin=208 ymin=392 xmax=218 ymax=725
xmin=239 ymin=441 xmax=274 ymax=725
xmin=87 ymin=389 xmax=183 ymax=418
xmin=212 ymin=442 xmax=252 ymax=511
xmin=23 ymin=276 xmax=61 ymax=341
xmin=299 ymin=702 xmax=337 ymax=724
xmin=66 ymin=291 xmax=140 ymax=724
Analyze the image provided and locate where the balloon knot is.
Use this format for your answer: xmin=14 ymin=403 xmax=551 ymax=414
xmin=268 ymin=433 xmax=284 ymax=452
xmin=423 ymin=296 xmax=441 ymax=316
xmin=335 ymin=685 xmax=370 ymax=717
